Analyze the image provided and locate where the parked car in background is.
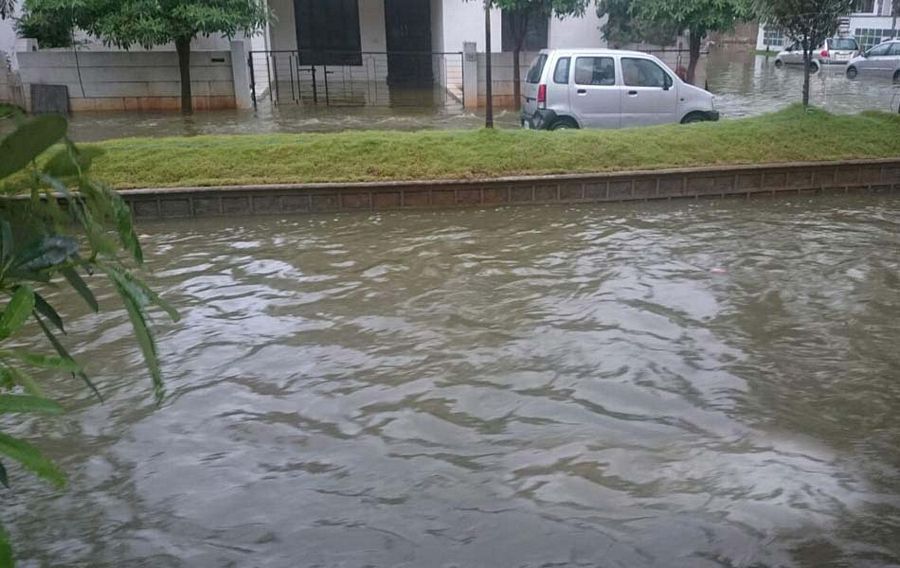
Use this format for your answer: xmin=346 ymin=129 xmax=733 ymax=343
xmin=774 ymin=37 xmax=860 ymax=71
xmin=520 ymin=49 xmax=718 ymax=130
xmin=846 ymin=40 xmax=900 ymax=82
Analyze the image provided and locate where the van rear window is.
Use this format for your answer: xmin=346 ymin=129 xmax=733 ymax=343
xmin=526 ymin=54 xmax=548 ymax=84
xmin=829 ymin=38 xmax=858 ymax=50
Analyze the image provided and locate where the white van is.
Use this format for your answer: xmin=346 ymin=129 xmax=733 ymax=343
xmin=520 ymin=49 xmax=719 ymax=130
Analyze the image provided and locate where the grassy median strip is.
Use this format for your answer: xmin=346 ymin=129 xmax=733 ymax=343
xmin=8 ymin=105 xmax=900 ymax=190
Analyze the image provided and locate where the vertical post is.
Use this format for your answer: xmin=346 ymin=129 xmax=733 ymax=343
xmin=248 ymin=52 xmax=257 ymax=108
xmin=484 ymin=1 xmax=493 ymax=128
xmin=231 ymin=40 xmax=253 ymax=109
xmin=463 ymin=42 xmax=478 ymax=109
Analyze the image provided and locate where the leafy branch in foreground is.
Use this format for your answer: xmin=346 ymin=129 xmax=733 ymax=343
xmin=0 ymin=109 xmax=179 ymax=566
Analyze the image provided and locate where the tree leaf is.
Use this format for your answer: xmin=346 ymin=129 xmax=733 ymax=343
xmin=111 ymin=278 xmax=164 ymax=404
xmin=0 ymin=518 xmax=12 ymax=568
xmin=0 ymin=364 xmax=42 ymax=397
xmin=0 ymin=115 xmax=68 ymax=180
xmin=33 ymin=313 xmax=102 ymax=402
xmin=62 ymin=266 xmax=99 ymax=312
xmin=0 ymin=220 xmax=12 ymax=267
xmin=13 ymin=236 xmax=79 ymax=273
xmin=103 ymin=264 xmax=179 ymax=323
xmin=0 ymin=432 xmax=65 ymax=488
xmin=0 ymin=395 xmax=63 ymax=415
xmin=0 ymin=461 xmax=8 ymax=489
xmin=0 ymin=286 xmax=35 ymax=340
xmin=0 ymin=349 xmax=81 ymax=372
xmin=33 ymin=293 xmax=65 ymax=334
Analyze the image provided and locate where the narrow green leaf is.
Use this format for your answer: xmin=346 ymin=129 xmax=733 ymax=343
xmin=103 ymin=265 xmax=179 ymax=323
xmin=33 ymin=294 xmax=65 ymax=334
xmin=0 ymin=365 xmax=43 ymax=397
xmin=0 ymin=461 xmax=8 ymax=489
xmin=0 ymin=115 xmax=68 ymax=180
xmin=61 ymin=266 xmax=99 ymax=312
xmin=112 ymin=279 xmax=164 ymax=404
xmin=0 ymin=286 xmax=35 ymax=340
xmin=13 ymin=236 xmax=78 ymax=273
xmin=0 ymin=431 xmax=65 ymax=488
xmin=33 ymin=314 xmax=102 ymax=402
xmin=0 ymin=220 xmax=12 ymax=266
xmin=0 ymin=518 xmax=12 ymax=568
xmin=0 ymin=395 xmax=62 ymax=415
xmin=0 ymin=350 xmax=80 ymax=372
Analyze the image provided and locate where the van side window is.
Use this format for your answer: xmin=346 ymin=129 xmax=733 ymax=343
xmin=622 ymin=58 xmax=668 ymax=88
xmin=553 ymin=57 xmax=571 ymax=84
xmin=526 ymin=54 xmax=548 ymax=84
xmin=574 ymin=57 xmax=615 ymax=86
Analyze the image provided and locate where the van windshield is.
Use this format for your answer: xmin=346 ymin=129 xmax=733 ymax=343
xmin=830 ymin=38 xmax=858 ymax=50
xmin=526 ymin=55 xmax=548 ymax=84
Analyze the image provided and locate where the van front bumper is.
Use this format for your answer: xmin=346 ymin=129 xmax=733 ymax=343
xmin=521 ymin=109 xmax=557 ymax=130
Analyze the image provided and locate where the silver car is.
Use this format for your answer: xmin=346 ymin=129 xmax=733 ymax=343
xmin=774 ymin=37 xmax=860 ymax=71
xmin=846 ymin=40 xmax=900 ymax=82
xmin=520 ymin=48 xmax=718 ymax=130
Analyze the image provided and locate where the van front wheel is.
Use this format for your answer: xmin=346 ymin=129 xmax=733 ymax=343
xmin=550 ymin=117 xmax=579 ymax=130
xmin=681 ymin=112 xmax=709 ymax=124
xmin=846 ymin=66 xmax=858 ymax=79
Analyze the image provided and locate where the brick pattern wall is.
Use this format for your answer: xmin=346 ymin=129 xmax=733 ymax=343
xmin=122 ymin=160 xmax=900 ymax=220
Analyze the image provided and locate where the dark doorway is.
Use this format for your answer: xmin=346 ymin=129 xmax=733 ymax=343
xmin=384 ymin=0 xmax=433 ymax=84
xmin=294 ymin=0 xmax=362 ymax=66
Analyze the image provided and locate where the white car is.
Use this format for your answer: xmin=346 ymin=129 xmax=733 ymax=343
xmin=774 ymin=37 xmax=861 ymax=71
xmin=520 ymin=48 xmax=719 ymax=130
xmin=846 ymin=40 xmax=900 ymax=82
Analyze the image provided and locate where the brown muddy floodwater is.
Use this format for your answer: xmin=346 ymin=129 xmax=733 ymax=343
xmin=3 ymin=194 xmax=900 ymax=567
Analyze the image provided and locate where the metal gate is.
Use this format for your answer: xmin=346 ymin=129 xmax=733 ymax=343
xmin=248 ymin=50 xmax=465 ymax=108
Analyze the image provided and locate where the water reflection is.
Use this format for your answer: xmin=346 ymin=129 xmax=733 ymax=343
xmin=4 ymin=195 xmax=900 ymax=567
xmin=65 ymin=47 xmax=900 ymax=142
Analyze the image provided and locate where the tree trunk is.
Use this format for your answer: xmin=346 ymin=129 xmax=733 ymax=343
xmin=802 ymin=45 xmax=811 ymax=107
xmin=893 ymin=0 xmax=898 ymax=38
xmin=686 ymin=30 xmax=702 ymax=85
xmin=175 ymin=36 xmax=193 ymax=114
xmin=512 ymin=11 xmax=529 ymax=111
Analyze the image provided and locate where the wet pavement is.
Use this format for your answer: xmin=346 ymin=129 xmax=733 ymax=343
xmin=63 ymin=47 xmax=900 ymax=142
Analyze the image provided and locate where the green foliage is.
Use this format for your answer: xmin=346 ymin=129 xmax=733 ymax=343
xmin=21 ymin=0 xmax=268 ymax=48
xmin=597 ymin=0 xmax=679 ymax=47
xmin=0 ymin=112 xmax=178 ymax=564
xmin=15 ymin=5 xmax=74 ymax=48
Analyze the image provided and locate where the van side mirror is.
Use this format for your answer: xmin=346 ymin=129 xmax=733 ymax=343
xmin=663 ymin=75 xmax=673 ymax=90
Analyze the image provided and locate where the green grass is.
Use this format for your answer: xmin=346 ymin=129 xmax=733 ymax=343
xmin=9 ymin=106 xmax=900 ymax=190
xmin=755 ymin=49 xmax=779 ymax=57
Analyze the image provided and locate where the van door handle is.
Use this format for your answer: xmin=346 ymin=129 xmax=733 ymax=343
xmin=628 ymin=90 xmax=638 ymax=96
xmin=577 ymin=89 xmax=587 ymax=95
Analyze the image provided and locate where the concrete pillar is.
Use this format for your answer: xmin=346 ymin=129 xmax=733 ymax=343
xmin=463 ymin=41 xmax=478 ymax=109
xmin=230 ymin=40 xmax=253 ymax=110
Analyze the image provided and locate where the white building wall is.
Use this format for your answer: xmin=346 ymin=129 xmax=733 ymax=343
xmin=1 ymin=6 xmax=20 ymax=68
xmin=441 ymin=0 xmax=502 ymax=53
xmin=548 ymin=12 xmax=608 ymax=48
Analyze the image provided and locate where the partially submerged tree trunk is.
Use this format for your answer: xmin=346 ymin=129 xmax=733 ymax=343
xmin=686 ymin=29 xmax=702 ymax=85
xmin=511 ymin=10 xmax=531 ymax=111
xmin=484 ymin=1 xmax=493 ymax=128
xmin=175 ymin=36 xmax=193 ymax=114
xmin=802 ymin=40 xmax=812 ymax=107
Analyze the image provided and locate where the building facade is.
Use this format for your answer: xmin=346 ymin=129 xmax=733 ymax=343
xmin=756 ymin=0 xmax=897 ymax=51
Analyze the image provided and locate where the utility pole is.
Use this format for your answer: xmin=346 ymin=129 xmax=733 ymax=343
xmin=484 ymin=0 xmax=494 ymax=128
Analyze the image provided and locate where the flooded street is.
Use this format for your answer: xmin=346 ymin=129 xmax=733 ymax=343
xmin=4 ymin=194 xmax=900 ymax=567
xmin=64 ymin=48 xmax=900 ymax=142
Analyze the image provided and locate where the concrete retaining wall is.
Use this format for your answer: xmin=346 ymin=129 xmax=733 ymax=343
xmin=17 ymin=43 xmax=251 ymax=112
xmin=119 ymin=159 xmax=900 ymax=221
